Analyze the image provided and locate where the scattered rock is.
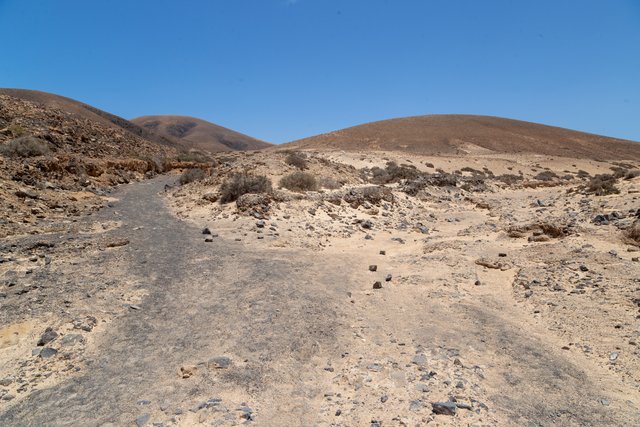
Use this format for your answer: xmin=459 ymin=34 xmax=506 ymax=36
xmin=104 ymin=238 xmax=129 ymax=248
xmin=368 ymin=265 xmax=377 ymax=272
xmin=207 ymin=356 xmax=232 ymax=369
xmin=202 ymin=227 xmax=212 ymax=235
xmin=432 ymin=401 xmax=457 ymax=416
xmin=385 ymin=274 xmax=392 ymax=282
xmin=39 ymin=347 xmax=58 ymax=359
xmin=37 ymin=327 xmax=58 ymax=346
xmin=373 ymin=281 xmax=382 ymax=289
xmin=135 ymin=413 xmax=150 ymax=427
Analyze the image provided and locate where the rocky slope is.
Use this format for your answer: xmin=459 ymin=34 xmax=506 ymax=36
xmin=0 ymin=93 xmax=178 ymax=238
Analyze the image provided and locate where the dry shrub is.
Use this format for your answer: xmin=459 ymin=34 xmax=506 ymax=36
xmin=624 ymin=169 xmax=640 ymax=180
xmin=179 ymin=168 xmax=206 ymax=185
xmin=369 ymin=161 xmax=420 ymax=184
xmin=318 ymin=176 xmax=342 ymax=189
xmin=584 ymin=174 xmax=619 ymax=196
xmin=220 ymin=173 xmax=272 ymax=203
xmin=623 ymin=222 xmax=640 ymax=246
xmin=177 ymin=151 xmax=212 ymax=163
xmin=534 ymin=170 xmax=559 ymax=181
xmin=0 ymin=136 xmax=50 ymax=157
xmin=496 ymin=174 xmax=524 ymax=185
xmin=284 ymin=151 xmax=308 ymax=169
xmin=280 ymin=171 xmax=317 ymax=191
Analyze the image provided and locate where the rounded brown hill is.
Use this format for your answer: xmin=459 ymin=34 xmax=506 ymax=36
xmin=0 ymin=88 xmax=180 ymax=150
xmin=131 ymin=115 xmax=271 ymax=153
xmin=285 ymin=114 xmax=640 ymax=160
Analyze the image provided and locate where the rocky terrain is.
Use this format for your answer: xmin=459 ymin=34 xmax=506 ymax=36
xmin=1 ymin=102 xmax=639 ymax=426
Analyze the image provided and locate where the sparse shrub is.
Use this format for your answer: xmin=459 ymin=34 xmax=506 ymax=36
xmin=369 ymin=166 xmax=391 ymax=184
xmin=0 ymin=136 xmax=50 ymax=157
xmin=387 ymin=161 xmax=420 ymax=181
xmin=576 ymin=170 xmax=590 ymax=179
xmin=177 ymin=151 xmax=212 ymax=163
xmin=496 ymin=174 xmax=524 ymax=185
xmin=318 ymin=176 xmax=342 ymax=189
xmin=179 ymin=168 xmax=206 ymax=185
xmin=623 ymin=221 xmax=640 ymax=246
xmin=284 ymin=151 xmax=308 ymax=170
xmin=584 ymin=174 xmax=619 ymax=196
xmin=534 ymin=170 xmax=559 ymax=181
xmin=624 ymin=169 xmax=640 ymax=180
xmin=280 ymin=171 xmax=317 ymax=192
xmin=219 ymin=173 xmax=272 ymax=203
xmin=8 ymin=123 xmax=26 ymax=137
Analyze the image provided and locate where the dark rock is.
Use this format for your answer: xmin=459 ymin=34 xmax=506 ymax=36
xmin=385 ymin=274 xmax=392 ymax=282
xmin=373 ymin=281 xmax=382 ymax=289
xmin=474 ymin=280 xmax=482 ymax=286
xmin=498 ymin=252 xmax=507 ymax=257
xmin=208 ymin=356 xmax=231 ymax=369
xmin=256 ymin=220 xmax=265 ymax=228
xmin=37 ymin=327 xmax=58 ymax=346
xmin=59 ymin=334 xmax=84 ymax=347
xmin=432 ymin=401 xmax=457 ymax=415
xmin=202 ymin=227 xmax=212 ymax=235
xmin=135 ymin=413 xmax=150 ymax=427
xmin=39 ymin=348 xmax=58 ymax=359
xmin=368 ymin=265 xmax=377 ymax=272
xmin=380 ymin=395 xmax=388 ymax=403
xmin=361 ymin=220 xmax=373 ymax=229
xmin=379 ymin=250 xmax=386 ymax=255
xmin=579 ymin=265 xmax=589 ymax=272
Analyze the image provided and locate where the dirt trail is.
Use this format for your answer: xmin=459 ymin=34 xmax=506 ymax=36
xmin=1 ymin=176 xmax=638 ymax=426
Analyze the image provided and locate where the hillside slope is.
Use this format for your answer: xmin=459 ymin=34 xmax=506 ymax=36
xmin=285 ymin=114 xmax=640 ymax=160
xmin=0 ymin=89 xmax=181 ymax=150
xmin=131 ymin=115 xmax=271 ymax=152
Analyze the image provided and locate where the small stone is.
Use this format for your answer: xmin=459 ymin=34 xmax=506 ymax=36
xmin=474 ymin=280 xmax=482 ymax=286
xmin=579 ymin=265 xmax=589 ymax=272
xmin=0 ymin=377 xmax=14 ymax=386
xmin=335 ymin=409 xmax=342 ymax=416
xmin=498 ymin=253 xmax=507 ymax=257
xmin=208 ymin=356 xmax=232 ymax=369
xmin=256 ymin=220 xmax=265 ymax=228
xmin=385 ymin=274 xmax=392 ymax=282
xmin=39 ymin=348 xmax=58 ymax=359
xmin=609 ymin=352 xmax=619 ymax=363
xmin=409 ymin=400 xmax=423 ymax=411
xmin=367 ymin=363 xmax=383 ymax=372
xmin=380 ymin=395 xmax=388 ymax=403
xmin=129 ymin=305 xmax=142 ymax=310
xmin=137 ymin=400 xmax=151 ymax=406
xmin=415 ymin=383 xmax=429 ymax=392
xmin=372 ymin=281 xmax=382 ymax=289
xmin=600 ymin=399 xmax=610 ymax=406
xmin=204 ymin=237 xmax=213 ymax=242
xmin=412 ymin=353 xmax=427 ymax=366
xmin=59 ymin=334 xmax=84 ymax=347
xmin=368 ymin=265 xmax=377 ymax=272
xmin=135 ymin=413 xmax=150 ymax=427
xmin=379 ymin=250 xmax=386 ymax=255
xmin=37 ymin=327 xmax=58 ymax=346
xmin=524 ymin=290 xmax=533 ymax=298
xmin=202 ymin=228 xmax=212 ymax=235
xmin=432 ymin=401 xmax=457 ymax=416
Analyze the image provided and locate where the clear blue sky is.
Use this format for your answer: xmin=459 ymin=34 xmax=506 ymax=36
xmin=1 ymin=0 xmax=639 ymax=143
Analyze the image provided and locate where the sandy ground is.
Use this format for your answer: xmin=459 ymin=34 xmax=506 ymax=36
xmin=0 ymin=149 xmax=639 ymax=426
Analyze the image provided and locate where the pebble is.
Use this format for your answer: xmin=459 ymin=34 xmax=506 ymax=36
xmin=385 ymin=274 xmax=392 ymax=282
xmin=372 ymin=281 xmax=382 ymax=289
xmin=135 ymin=413 xmax=150 ymax=427
xmin=409 ymin=400 xmax=423 ymax=411
xmin=432 ymin=401 xmax=457 ymax=415
xmin=39 ymin=347 xmax=58 ymax=359
xmin=37 ymin=327 xmax=58 ymax=346
xmin=368 ymin=265 xmax=377 ymax=272
xmin=202 ymin=227 xmax=212 ymax=235
xmin=380 ymin=395 xmax=388 ymax=403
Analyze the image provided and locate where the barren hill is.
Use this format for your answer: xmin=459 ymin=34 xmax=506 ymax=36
xmin=285 ymin=114 xmax=640 ymax=160
xmin=131 ymin=115 xmax=271 ymax=152
xmin=0 ymin=89 xmax=181 ymax=150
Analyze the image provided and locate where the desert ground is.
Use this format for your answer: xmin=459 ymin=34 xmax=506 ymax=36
xmin=1 ymin=142 xmax=639 ymax=426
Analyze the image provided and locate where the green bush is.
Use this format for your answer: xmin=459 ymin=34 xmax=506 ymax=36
xmin=219 ymin=173 xmax=272 ymax=203
xmin=279 ymin=171 xmax=317 ymax=191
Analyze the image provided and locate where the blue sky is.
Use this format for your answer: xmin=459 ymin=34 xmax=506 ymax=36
xmin=0 ymin=0 xmax=639 ymax=143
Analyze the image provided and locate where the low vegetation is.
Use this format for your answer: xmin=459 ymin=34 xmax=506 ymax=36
xmin=179 ymin=168 xmax=206 ymax=185
xmin=284 ymin=151 xmax=308 ymax=170
xmin=623 ymin=221 xmax=640 ymax=246
xmin=318 ymin=176 xmax=342 ymax=189
xmin=583 ymin=174 xmax=620 ymax=196
xmin=369 ymin=161 xmax=420 ymax=184
xmin=219 ymin=173 xmax=272 ymax=203
xmin=0 ymin=136 xmax=50 ymax=157
xmin=280 ymin=171 xmax=317 ymax=191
